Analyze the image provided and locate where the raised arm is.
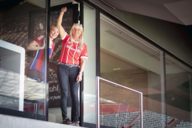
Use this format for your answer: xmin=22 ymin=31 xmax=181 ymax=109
xmin=57 ymin=7 xmax=67 ymax=39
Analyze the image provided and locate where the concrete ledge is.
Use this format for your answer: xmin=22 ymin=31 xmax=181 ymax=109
xmin=0 ymin=114 xmax=83 ymax=128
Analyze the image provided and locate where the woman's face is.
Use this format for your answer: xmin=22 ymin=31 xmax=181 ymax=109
xmin=72 ymin=25 xmax=82 ymax=40
xmin=50 ymin=27 xmax=59 ymax=39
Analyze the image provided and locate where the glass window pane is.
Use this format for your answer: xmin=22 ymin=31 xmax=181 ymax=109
xmin=83 ymin=3 xmax=97 ymax=125
xmin=99 ymin=78 xmax=143 ymax=128
xmin=0 ymin=0 xmax=47 ymax=118
xmin=100 ymin=14 xmax=166 ymax=128
xmin=0 ymin=41 xmax=25 ymax=111
xmin=48 ymin=1 xmax=77 ymax=123
xmin=165 ymin=55 xmax=192 ymax=127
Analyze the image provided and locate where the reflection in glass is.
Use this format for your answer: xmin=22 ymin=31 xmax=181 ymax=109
xmin=100 ymin=14 xmax=169 ymax=127
xmin=83 ymin=3 xmax=97 ymax=125
xmin=165 ymin=55 xmax=192 ymax=127
xmin=0 ymin=40 xmax=25 ymax=111
xmin=99 ymin=78 xmax=142 ymax=128
xmin=0 ymin=0 xmax=47 ymax=118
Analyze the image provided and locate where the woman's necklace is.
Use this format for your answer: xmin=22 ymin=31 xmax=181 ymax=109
xmin=71 ymin=38 xmax=80 ymax=43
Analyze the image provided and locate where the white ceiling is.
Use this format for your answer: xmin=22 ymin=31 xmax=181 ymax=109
xmin=101 ymin=0 xmax=192 ymax=25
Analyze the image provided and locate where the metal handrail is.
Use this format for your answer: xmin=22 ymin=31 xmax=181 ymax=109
xmin=96 ymin=76 xmax=143 ymax=128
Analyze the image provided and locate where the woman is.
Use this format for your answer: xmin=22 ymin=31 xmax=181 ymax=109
xmin=57 ymin=7 xmax=88 ymax=126
xmin=27 ymin=25 xmax=59 ymax=82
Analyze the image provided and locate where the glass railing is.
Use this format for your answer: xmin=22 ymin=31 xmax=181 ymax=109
xmin=96 ymin=76 xmax=143 ymax=128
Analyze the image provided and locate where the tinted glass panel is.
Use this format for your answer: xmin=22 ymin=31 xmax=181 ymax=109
xmin=100 ymin=14 xmax=166 ymax=128
xmin=165 ymin=55 xmax=192 ymax=127
xmin=0 ymin=0 xmax=47 ymax=119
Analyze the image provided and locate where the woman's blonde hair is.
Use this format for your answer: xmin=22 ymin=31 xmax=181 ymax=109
xmin=69 ymin=23 xmax=84 ymax=48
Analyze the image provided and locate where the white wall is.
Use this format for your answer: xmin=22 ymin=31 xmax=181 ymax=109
xmin=83 ymin=3 xmax=97 ymax=124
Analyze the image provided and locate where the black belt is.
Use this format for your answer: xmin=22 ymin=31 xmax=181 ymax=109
xmin=59 ymin=63 xmax=79 ymax=68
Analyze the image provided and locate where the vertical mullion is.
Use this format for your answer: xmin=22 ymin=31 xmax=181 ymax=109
xmin=80 ymin=0 xmax=84 ymax=126
xmin=45 ymin=0 xmax=50 ymax=121
xmin=160 ymin=51 xmax=166 ymax=127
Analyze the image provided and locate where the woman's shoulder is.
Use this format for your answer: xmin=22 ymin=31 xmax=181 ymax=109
xmin=62 ymin=34 xmax=70 ymax=41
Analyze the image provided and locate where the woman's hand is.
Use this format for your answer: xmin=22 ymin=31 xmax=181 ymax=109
xmin=76 ymin=72 xmax=83 ymax=83
xmin=61 ymin=7 xmax=67 ymax=13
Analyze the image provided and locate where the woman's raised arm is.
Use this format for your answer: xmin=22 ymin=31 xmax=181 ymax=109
xmin=57 ymin=7 xmax=67 ymax=39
